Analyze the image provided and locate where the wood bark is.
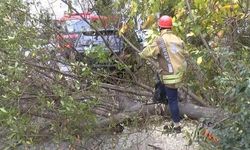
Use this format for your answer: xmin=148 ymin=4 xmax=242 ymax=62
xmin=97 ymin=100 xmax=228 ymax=129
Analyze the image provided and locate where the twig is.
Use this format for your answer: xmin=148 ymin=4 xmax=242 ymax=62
xmin=148 ymin=144 xmax=162 ymax=150
xmin=100 ymin=83 xmax=152 ymax=97
xmin=181 ymin=87 xmax=209 ymax=107
xmin=24 ymin=61 xmax=79 ymax=79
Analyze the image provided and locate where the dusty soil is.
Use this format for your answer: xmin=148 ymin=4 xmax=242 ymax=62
xmin=16 ymin=119 xmax=200 ymax=150
xmin=99 ymin=121 xmax=200 ymax=150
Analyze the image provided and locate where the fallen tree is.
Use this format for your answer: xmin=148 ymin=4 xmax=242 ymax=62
xmin=19 ymin=79 xmax=229 ymax=132
xmin=95 ymin=90 xmax=228 ymax=130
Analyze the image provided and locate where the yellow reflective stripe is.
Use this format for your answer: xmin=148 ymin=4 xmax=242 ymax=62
xmin=163 ymin=74 xmax=180 ymax=80
xmin=163 ymin=78 xmax=182 ymax=84
xmin=161 ymin=72 xmax=183 ymax=84
xmin=162 ymin=73 xmax=183 ymax=80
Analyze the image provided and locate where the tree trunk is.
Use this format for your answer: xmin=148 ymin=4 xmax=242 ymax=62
xmin=97 ymin=100 xmax=228 ymax=129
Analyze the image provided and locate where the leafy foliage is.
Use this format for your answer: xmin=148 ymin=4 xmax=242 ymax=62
xmin=0 ymin=0 xmax=249 ymax=149
xmin=0 ymin=0 xmax=100 ymax=148
xmin=118 ymin=0 xmax=250 ymax=149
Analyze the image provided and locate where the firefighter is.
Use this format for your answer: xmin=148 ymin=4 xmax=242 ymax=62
xmin=139 ymin=15 xmax=187 ymax=133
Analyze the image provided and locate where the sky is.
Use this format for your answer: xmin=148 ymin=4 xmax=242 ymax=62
xmin=25 ymin=0 xmax=85 ymax=19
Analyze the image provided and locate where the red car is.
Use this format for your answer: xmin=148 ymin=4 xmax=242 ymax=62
xmin=55 ymin=12 xmax=119 ymax=58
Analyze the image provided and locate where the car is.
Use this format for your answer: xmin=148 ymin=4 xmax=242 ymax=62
xmin=74 ymin=29 xmax=124 ymax=62
xmin=55 ymin=12 xmax=120 ymax=59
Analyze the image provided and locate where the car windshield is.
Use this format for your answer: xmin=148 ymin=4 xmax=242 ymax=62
xmin=63 ymin=19 xmax=91 ymax=33
xmin=62 ymin=19 xmax=114 ymax=33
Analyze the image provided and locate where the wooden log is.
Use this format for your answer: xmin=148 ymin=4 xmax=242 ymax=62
xmin=96 ymin=101 xmax=228 ymax=128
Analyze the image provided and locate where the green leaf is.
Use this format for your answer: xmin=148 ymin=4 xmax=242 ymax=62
xmin=197 ymin=56 xmax=203 ymax=65
xmin=0 ymin=107 xmax=8 ymax=113
xmin=193 ymin=26 xmax=202 ymax=34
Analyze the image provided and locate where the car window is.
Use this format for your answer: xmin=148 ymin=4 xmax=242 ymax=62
xmin=62 ymin=19 xmax=113 ymax=34
xmin=63 ymin=19 xmax=91 ymax=33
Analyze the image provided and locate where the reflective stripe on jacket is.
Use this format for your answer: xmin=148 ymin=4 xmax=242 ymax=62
xmin=139 ymin=29 xmax=187 ymax=86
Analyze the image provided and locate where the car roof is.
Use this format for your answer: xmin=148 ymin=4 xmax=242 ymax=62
xmin=59 ymin=12 xmax=108 ymax=21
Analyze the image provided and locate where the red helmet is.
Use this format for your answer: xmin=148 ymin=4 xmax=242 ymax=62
xmin=158 ymin=15 xmax=172 ymax=29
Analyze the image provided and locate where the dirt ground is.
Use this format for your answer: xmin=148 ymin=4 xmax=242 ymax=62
xmin=16 ymin=119 xmax=200 ymax=150
xmin=99 ymin=121 xmax=200 ymax=150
